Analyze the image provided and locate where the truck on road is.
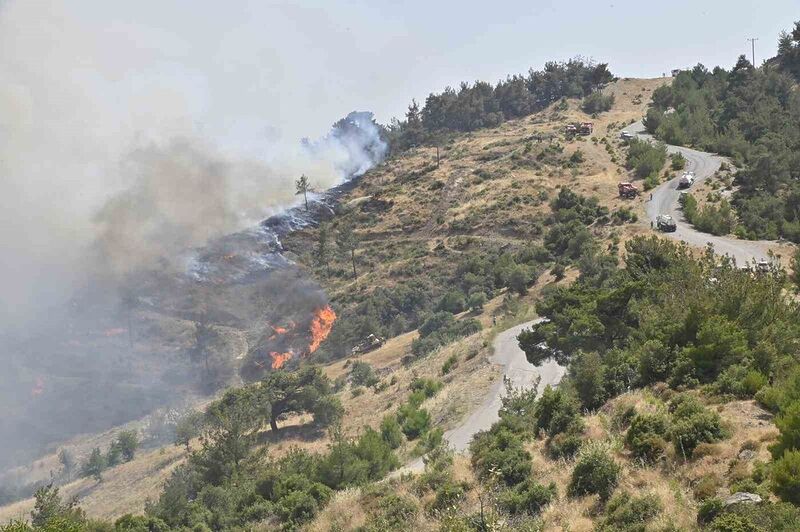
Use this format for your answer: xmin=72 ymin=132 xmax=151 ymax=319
xmin=656 ymin=214 xmax=677 ymax=232
xmin=618 ymin=182 xmax=639 ymax=199
xmin=678 ymin=171 xmax=695 ymax=189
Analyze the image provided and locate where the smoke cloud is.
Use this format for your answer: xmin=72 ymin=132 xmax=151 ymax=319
xmin=0 ymin=1 xmax=386 ymax=332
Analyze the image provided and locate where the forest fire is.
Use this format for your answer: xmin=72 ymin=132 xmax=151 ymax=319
xmin=309 ymin=305 xmax=336 ymax=353
xmin=270 ymin=350 xmax=294 ymax=369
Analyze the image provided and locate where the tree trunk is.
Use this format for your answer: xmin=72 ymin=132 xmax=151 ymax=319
xmin=303 ymin=190 xmax=308 ymax=210
xmin=270 ymin=417 xmax=278 ymax=432
xmin=350 ymin=249 xmax=357 ymax=278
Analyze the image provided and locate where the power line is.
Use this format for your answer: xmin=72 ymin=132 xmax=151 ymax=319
xmin=747 ymin=37 xmax=759 ymax=66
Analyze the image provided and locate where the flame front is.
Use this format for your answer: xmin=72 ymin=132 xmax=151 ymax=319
xmin=270 ymin=351 xmax=294 ymax=369
xmin=309 ymin=306 xmax=336 ymax=353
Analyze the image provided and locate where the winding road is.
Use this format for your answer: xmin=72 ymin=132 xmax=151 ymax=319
xmin=402 ymin=319 xmax=565 ymax=472
xmin=622 ymin=121 xmax=780 ymax=266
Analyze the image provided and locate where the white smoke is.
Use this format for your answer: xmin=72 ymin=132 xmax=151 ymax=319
xmin=0 ymin=1 xmax=386 ymax=331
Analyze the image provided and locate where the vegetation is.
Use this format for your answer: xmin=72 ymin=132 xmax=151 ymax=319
xmin=644 ymin=20 xmax=800 ymax=241
xmin=386 ymin=59 xmax=614 ymax=151
xmin=682 ymin=193 xmax=736 ymax=235
xmin=625 ymin=138 xmax=667 ymax=189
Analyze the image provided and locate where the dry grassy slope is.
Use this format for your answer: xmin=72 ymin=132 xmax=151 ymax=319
xmin=0 ymin=77 xmax=676 ymax=523
xmin=309 ymin=390 xmax=779 ymax=532
xmin=284 ymin=77 xmax=669 ymax=302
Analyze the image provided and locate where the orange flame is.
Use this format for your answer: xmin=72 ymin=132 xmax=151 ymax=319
xmin=31 ymin=377 xmax=44 ymax=397
xmin=104 ymin=328 xmax=127 ymax=337
xmin=309 ymin=306 xmax=336 ymax=353
xmin=270 ymin=351 xmax=294 ymax=369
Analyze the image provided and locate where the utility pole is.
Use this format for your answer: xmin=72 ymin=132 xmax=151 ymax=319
xmin=747 ymin=37 xmax=759 ymax=66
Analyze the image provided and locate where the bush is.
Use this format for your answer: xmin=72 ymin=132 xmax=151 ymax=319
xmin=469 ymin=427 xmax=532 ymax=486
xmin=697 ymin=498 xmax=724 ymax=525
xmin=671 ymin=152 xmax=686 ymax=170
xmin=546 ymin=422 xmax=584 ymax=459
xmin=440 ymin=354 xmax=458 ymax=375
xmin=396 ymin=405 xmax=430 ymax=440
xmin=350 ymin=361 xmax=379 ymax=388
xmin=771 ymin=401 xmax=800 ymax=459
xmin=626 ymin=138 xmax=667 ymax=180
xmin=380 ymin=415 xmax=404 ymax=449
xmin=467 ymin=291 xmax=487 ymax=312
xmin=694 ymin=474 xmax=722 ymax=501
xmin=771 ymin=449 xmax=800 ymax=504
xmin=568 ymin=447 xmax=620 ymax=500
xmin=625 ymin=413 xmax=670 ymax=463
xmin=670 ymin=396 xmax=727 ymax=459
xmin=709 ymin=513 xmax=761 ymax=532
xmin=599 ymin=492 xmax=662 ymax=530
xmin=499 ymin=479 xmax=557 ymax=516
xmin=534 ymin=386 xmax=582 ymax=437
xmin=581 ymin=91 xmax=615 ymax=114
xmin=409 ymin=378 xmax=443 ymax=398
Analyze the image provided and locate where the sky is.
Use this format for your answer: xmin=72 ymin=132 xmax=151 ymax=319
xmin=0 ymin=0 xmax=796 ymax=326
xmin=3 ymin=0 xmax=794 ymax=143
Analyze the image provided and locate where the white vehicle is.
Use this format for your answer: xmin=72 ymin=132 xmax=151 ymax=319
xmin=678 ymin=171 xmax=695 ymax=189
xmin=620 ymin=131 xmax=634 ymax=140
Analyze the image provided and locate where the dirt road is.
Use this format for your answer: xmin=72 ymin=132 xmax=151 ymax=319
xmin=402 ymin=319 xmax=565 ymax=472
xmin=622 ymin=121 xmax=781 ymax=266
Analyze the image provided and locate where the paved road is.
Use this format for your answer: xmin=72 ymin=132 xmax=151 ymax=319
xmin=402 ymin=319 xmax=565 ymax=472
xmin=622 ymin=121 xmax=780 ymax=266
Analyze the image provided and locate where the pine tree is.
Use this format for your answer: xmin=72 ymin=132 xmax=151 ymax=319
xmin=295 ymin=174 xmax=312 ymax=210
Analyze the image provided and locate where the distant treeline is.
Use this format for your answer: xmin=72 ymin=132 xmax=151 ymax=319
xmin=383 ymin=59 xmax=615 ymax=152
xmin=644 ymin=20 xmax=800 ymax=242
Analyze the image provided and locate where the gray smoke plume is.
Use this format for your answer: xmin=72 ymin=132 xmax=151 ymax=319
xmin=0 ymin=0 xmax=387 ymax=474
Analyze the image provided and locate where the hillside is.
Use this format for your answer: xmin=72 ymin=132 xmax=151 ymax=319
xmin=4 ymin=74 xmax=800 ymax=532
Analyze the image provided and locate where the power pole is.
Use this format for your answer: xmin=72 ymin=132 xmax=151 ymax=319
xmin=747 ymin=37 xmax=759 ymax=66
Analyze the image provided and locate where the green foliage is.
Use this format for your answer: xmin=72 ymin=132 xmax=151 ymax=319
xmin=581 ymin=91 xmax=615 ymax=114
xmin=261 ymin=366 xmax=342 ymax=431
xmin=669 ymin=395 xmax=728 ymax=459
xmin=771 ymin=401 xmax=800 ymax=459
xmin=670 ymin=152 xmax=686 ymax=170
xmin=625 ymin=412 xmax=670 ymax=463
xmin=598 ymin=492 xmax=662 ymax=531
xmin=469 ymin=426 xmax=532 ymax=486
xmin=645 ymin=48 xmax=800 ymax=243
xmin=388 ymin=59 xmax=614 ymax=150
xmin=626 ymin=138 xmax=667 ymax=180
xmin=81 ymin=448 xmax=106 ymax=481
xmin=682 ymin=194 xmax=736 ymax=235
xmin=380 ymin=415 xmax=404 ymax=449
xmin=499 ymin=479 xmax=556 ymax=516
xmin=533 ymin=385 xmax=582 ymax=437
xmin=467 ymin=291 xmax=487 ymax=312
xmin=771 ymin=449 xmax=800 ymax=504
xmin=409 ymin=377 xmax=444 ymax=399
xmin=349 ymin=361 xmax=379 ymax=388
xmin=568 ymin=447 xmax=620 ymax=500
xmin=441 ymin=354 xmax=458 ymax=375
xmin=709 ymin=512 xmax=761 ymax=532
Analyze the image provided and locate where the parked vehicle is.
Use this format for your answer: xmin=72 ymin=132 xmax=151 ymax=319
xmin=678 ymin=171 xmax=695 ymax=189
xmin=620 ymin=131 xmax=634 ymax=140
xmin=618 ymin=182 xmax=639 ymax=198
xmin=656 ymin=214 xmax=677 ymax=232
xmin=350 ymin=334 xmax=385 ymax=355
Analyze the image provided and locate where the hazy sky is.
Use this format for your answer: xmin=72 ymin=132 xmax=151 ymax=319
xmin=5 ymin=0 xmax=794 ymax=146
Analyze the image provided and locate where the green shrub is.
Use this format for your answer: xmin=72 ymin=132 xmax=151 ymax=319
xmin=396 ymin=404 xmax=431 ymax=440
xmin=625 ymin=413 xmax=669 ymax=463
xmin=441 ymin=354 xmax=458 ymax=375
xmin=431 ymin=481 xmax=467 ymax=511
xmin=626 ymin=138 xmax=667 ymax=180
xmin=670 ymin=152 xmax=686 ymax=170
xmin=350 ymin=361 xmax=379 ymax=388
xmin=499 ymin=480 xmax=557 ymax=516
xmin=582 ymin=91 xmax=615 ymax=114
xmin=380 ymin=415 xmax=404 ymax=449
xmin=534 ymin=386 xmax=582 ymax=437
xmin=568 ymin=447 xmax=620 ymax=500
xmin=697 ymin=497 xmax=724 ymax=525
xmin=598 ymin=492 xmax=662 ymax=530
xmin=693 ymin=473 xmax=722 ymax=501
xmin=771 ymin=401 xmax=800 ymax=459
xmin=771 ymin=449 xmax=800 ymax=504
xmin=670 ymin=396 xmax=728 ymax=459
xmin=546 ymin=421 xmax=584 ymax=459
xmin=709 ymin=512 xmax=760 ymax=532
xmin=469 ymin=427 xmax=532 ymax=486
xmin=409 ymin=378 xmax=444 ymax=398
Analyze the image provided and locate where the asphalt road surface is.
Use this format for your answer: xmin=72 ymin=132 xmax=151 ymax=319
xmin=402 ymin=319 xmax=565 ymax=473
xmin=622 ymin=121 xmax=779 ymax=266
